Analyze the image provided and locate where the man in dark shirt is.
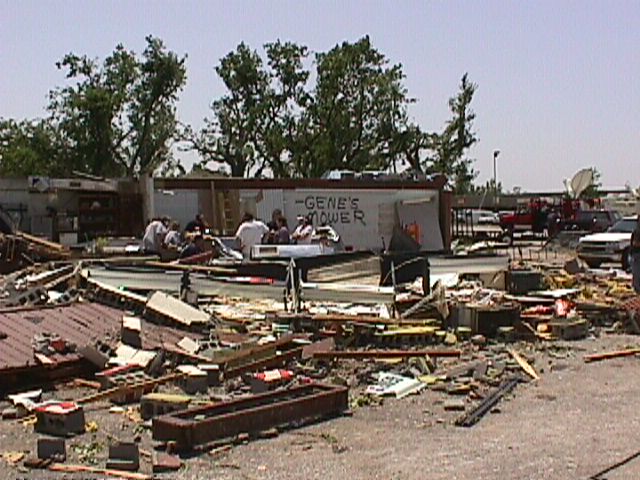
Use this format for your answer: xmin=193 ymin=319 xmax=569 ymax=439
xmin=631 ymin=216 xmax=640 ymax=293
xmin=184 ymin=214 xmax=206 ymax=234
xmin=180 ymin=235 xmax=205 ymax=259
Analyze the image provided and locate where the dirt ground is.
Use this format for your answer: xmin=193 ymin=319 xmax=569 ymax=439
xmin=2 ymin=333 xmax=640 ymax=480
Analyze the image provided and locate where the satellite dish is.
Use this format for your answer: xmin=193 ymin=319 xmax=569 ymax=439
xmin=569 ymin=168 xmax=594 ymax=199
xmin=626 ymin=182 xmax=640 ymax=199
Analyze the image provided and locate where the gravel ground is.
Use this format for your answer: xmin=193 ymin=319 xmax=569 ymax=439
xmin=2 ymin=333 xmax=640 ymax=480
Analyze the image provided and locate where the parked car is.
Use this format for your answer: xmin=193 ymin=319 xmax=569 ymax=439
xmin=576 ymin=215 xmax=637 ymax=269
xmin=454 ymin=209 xmax=500 ymax=226
xmin=563 ymin=209 xmax=621 ymax=233
xmin=320 ymin=170 xmax=356 ymax=180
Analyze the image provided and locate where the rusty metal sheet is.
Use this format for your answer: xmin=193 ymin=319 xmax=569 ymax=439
xmin=0 ymin=302 xmax=122 ymax=371
xmin=152 ymin=383 xmax=348 ymax=449
xmin=0 ymin=301 xmax=204 ymax=374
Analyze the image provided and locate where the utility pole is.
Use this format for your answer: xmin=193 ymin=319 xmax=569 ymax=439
xmin=493 ymin=149 xmax=500 ymax=204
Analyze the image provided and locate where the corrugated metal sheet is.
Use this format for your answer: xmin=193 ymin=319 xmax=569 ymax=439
xmin=154 ymin=190 xmax=199 ymax=227
xmin=255 ymin=188 xmax=285 ymax=223
xmin=0 ymin=302 xmax=122 ymax=371
xmin=0 ymin=302 xmax=203 ymax=372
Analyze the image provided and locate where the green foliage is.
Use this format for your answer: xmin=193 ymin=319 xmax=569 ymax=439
xmin=424 ymin=74 xmax=479 ymax=193
xmin=581 ymin=167 xmax=602 ymax=198
xmin=186 ymin=36 xmax=416 ymax=178
xmin=472 ymin=179 xmax=504 ymax=195
xmin=297 ymin=36 xmax=411 ymax=177
xmin=1 ymin=36 xmax=187 ymax=178
xmin=184 ymin=40 xmax=311 ymax=177
xmin=2 ymin=35 xmax=481 ymax=186
xmin=51 ymin=36 xmax=187 ymax=176
xmin=0 ymin=118 xmax=66 ymax=176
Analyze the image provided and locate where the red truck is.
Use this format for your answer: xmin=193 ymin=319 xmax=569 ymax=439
xmin=499 ymin=198 xmax=608 ymax=239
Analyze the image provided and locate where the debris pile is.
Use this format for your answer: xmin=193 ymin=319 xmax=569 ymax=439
xmin=0 ymin=243 xmax=638 ymax=476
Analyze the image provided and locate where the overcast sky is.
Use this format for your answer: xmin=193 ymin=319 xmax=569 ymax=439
xmin=2 ymin=0 xmax=639 ymax=190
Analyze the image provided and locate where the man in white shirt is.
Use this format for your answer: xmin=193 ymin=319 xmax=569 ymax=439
xmin=142 ymin=216 xmax=170 ymax=253
xmin=164 ymin=221 xmax=182 ymax=248
xmin=292 ymin=215 xmax=314 ymax=245
xmin=235 ymin=213 xmax=269 ymax=259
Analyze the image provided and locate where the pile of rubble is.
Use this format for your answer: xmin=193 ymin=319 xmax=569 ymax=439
xmin=0 ymin=242 xmax=638 ymax=478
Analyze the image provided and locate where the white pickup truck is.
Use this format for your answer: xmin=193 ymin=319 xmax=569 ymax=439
xmin=576 ymin=216 xmax=637 ymax=269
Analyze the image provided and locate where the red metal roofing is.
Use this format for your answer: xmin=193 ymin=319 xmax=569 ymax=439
xmin=0 ymin=302 xmax=122 ymax=371
xmin=0 ymin=301 xmax=203 ymax=372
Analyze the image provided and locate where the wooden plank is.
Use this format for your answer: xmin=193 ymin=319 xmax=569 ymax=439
xmin=507 ymin=348 xmax=540 ymax=380
xmin=49 ymin=463 xmax=151 ymax=480
xmin=75 ymin=372 xmax=185 ymax=404
xmin=16 ymin=232 xmax=68 ymax=253
xmin=313 ymin=349 xmax=461 ymax=359
xmin=70 ymin=378 xmax=102 ymax=389
xmin=143 ymin=260 xmax=239 ymax=274
xmin=162 ymin=342 xmax=214 ymax=364
xmin=308 ymin=313 xmax=431 ymax=326
xmin=584 ymin=348 xmax=640 ymax=363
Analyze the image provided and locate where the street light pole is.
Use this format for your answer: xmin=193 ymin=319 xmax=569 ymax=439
xmin=493 ymin=149 xmax=500 ymax=198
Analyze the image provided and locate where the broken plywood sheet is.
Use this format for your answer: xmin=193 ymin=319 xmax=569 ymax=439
xmin=110 ymin=344 xmax=158 ymax=369
xmin=145 ymin=292 xmax=210 ymax=327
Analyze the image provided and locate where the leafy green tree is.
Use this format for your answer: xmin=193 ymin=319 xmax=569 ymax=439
xmin=259 ymin=41 xmax=311 ymax=177
xmin=473 ymin=179 xmax=504 ymax=195
xmin=0 ymin=118 xmax=66 ymax=176
xmin=184 ymin=41 xmax=310 ymax=177
xmin=425 ymin=74 xmax=478 ymax=193
xmin=295 ymin=36 xmax=411 ymax=177
xmin=187 ymin=37 xmax=413 ymax=178
xmin=580 ymin=167 xmax=602 ymax=198
xmin=49 ymin=36 xmax=187 ymax=177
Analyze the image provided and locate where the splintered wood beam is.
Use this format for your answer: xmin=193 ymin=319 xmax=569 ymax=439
xmin=584 ymin=348 xmax=640 ymax=363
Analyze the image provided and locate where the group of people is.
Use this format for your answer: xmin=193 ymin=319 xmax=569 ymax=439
xmin=234 ymin=209 xmax=314 ymax=259
xmin=142 ymin=213 xmax=208 ymax=259
xmin=143 ymin=212 xmax=640 ymax=292
xmin=142 ymin=210 xmax=317 ymax=262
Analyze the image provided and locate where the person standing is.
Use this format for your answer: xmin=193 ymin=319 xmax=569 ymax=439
xmin=235 ymin=213 xmax=269 ymax=259
xmin=265 ymin=209 xmax=283 ymax=244
xmin=631 ymin=216 xmax=640 ymax=293
xmin=275 ymin=216 xmax=290 ymax=244
xmin=267 ymin=209 xmax=282 ymax=231
xmin=142 ymin=216 xmax=169 ymax=254
xmin=292 ymin=215 xmax=314 ymax=245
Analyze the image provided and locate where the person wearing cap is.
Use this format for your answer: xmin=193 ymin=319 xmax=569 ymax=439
xmin=292 ymin=215 xmax=314 ymax=245
xmin=142 ymin=216 xmax=170 ymax=254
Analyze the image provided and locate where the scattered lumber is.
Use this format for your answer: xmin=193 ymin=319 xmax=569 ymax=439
xmin=507 ymin=348 xmax=540 ymax=380
xmin=49 ymin=463 xmax=151 ymax=480
xmin=75 ymin=372 xmax=185 ymax=404
xmin=584 ymin=348 xmax=640 ymax=363
xmin=313 ymin=349 xmax=461 ymax=360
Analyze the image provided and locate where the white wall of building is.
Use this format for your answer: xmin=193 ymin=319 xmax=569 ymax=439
xmin=154 ymin=190 xmax=199 ymax=228
xmin=241 ymin=187 xmax=442 ymax=251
